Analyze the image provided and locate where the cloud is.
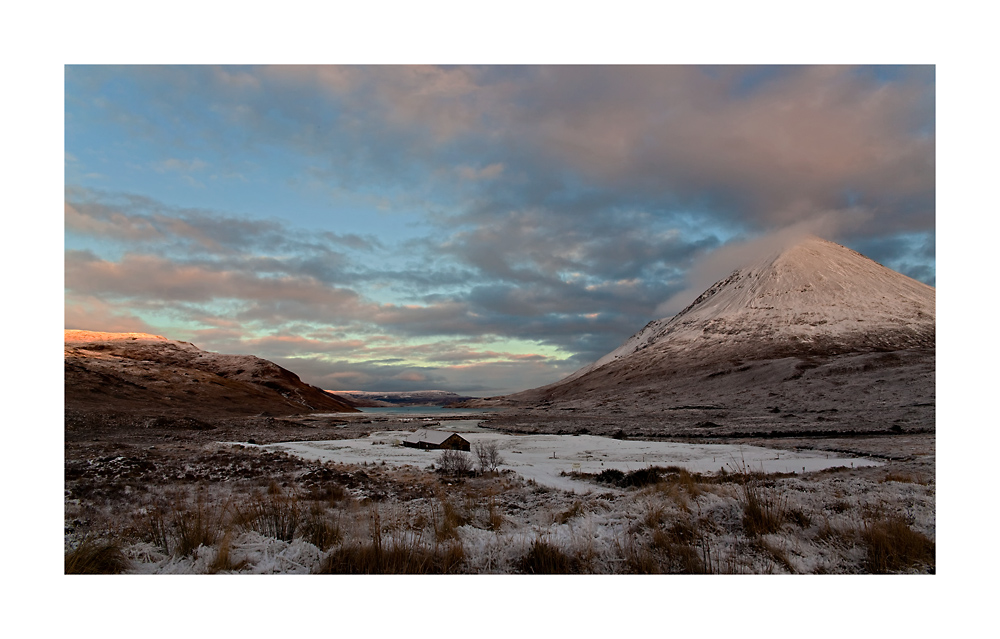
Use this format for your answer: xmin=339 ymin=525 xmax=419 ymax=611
xmin=64 ymin=294 xmax=156 ymax=334
xmin=68 ymin=65 xmax=935 ymax=238
xmin=65 ymin=250 xmax=368 ymax=315
xmin=64 ymin=66 xmax=935 ymax=394
xmin=153 ymin=158 xmax=208 ymax=173
xmin=456 ymin=163 xmax=504 ymax=181
xmin=65 ymin=201 xmax=163 ymax=242
xmin=65 ymin=188 xmax=378 ymax=269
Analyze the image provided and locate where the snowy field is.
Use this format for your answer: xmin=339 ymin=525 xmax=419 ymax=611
xmin=252 ymin=421 xmax=882 ymax=492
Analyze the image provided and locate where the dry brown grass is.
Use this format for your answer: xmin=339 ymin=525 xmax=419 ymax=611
xmin=554 ymin=500 xmax=584 ymax=525
xmin=671 ymin=468 xmax=702 ymax=496
xmin=786 ymin=507 xmax=813 ymax=529
xmin=880 ymin=472 xmax=925 ymax=485
xmin=643 ymin=503 xmax=666 ymax=529
xmin=172 ymin=496 xmax=227 ymax=556
xmin=135 ymin=507 xmax=171 ymax=554
xmin=755 ymin=537 xmax=796 ymax=573
xmin=318 ymin=537 xmax=466 ymax=574
xmin=827 ymin=500 xmax=853 ymax=514
xmin=302 ymin=502 xmax=342 ymax=551
xmin=815 ymin=518 xmax=856 ymax=548
xmin=613 ymin=513 xmax=713 ymax=575
xmin=207 ymin=530 xmax=247 ymax=573
xmin=654 ymin=519 xmax=710 ymax=574
xmin=861 ymin=513 xmax=935 ymax=573
xmin=432 ymin=500 xmax=467 ymax=542
xmin=516 ymin=539 xmax=583 ymax=574
xmin=486 ymin=494 xmax=504 ymax=531
xmin=232 ymin=486 xmax=300 ymax=541
xmin=614 ymin=533 xmax=661 ymax=573
xmin=315 ymin=503 xmax=465 ymax=573
xmin=65 ymin=537 xmax=131 ymax=574
xmin=739 ymin=476 xmax=788 ymax=536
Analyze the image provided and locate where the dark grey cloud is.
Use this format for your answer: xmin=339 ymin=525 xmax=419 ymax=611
xmin=844 ymin=231 xmax=936 ymax=286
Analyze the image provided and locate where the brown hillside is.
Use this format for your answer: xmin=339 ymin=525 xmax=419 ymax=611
xmin=64 ymin=330 xmax=358 ymax=418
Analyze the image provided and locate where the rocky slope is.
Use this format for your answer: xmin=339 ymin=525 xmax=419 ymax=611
xmin=471 ymin=236 xmax=935 ymax=417
xmin=65 ymin=330 xmax=358 ymax=418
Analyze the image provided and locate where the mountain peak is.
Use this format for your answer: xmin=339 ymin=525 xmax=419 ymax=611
xmin=563 ymin=236 xmax=934 ymax=382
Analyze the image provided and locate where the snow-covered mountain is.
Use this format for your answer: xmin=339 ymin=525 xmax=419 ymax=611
xmin=487 ymin=235 xmax=935 ymax=408
xmin=577 ymin=235 xmax=932 ymax=376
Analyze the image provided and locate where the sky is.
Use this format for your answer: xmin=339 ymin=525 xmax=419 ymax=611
xmin=64 ymin=65 xmax=935 ymax=396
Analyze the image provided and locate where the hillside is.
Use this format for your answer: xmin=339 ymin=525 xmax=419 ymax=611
xmin=64 ymin=330 xmax=358 ymax=418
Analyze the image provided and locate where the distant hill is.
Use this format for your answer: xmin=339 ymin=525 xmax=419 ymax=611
xmin=65 ymin=330 xmax=358 ymax=418
xmin=330 ymin=390 xmax=478 ymax=407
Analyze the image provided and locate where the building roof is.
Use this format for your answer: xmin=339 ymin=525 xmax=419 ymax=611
xmin=403 ymin=430 xmax=468 ymax=446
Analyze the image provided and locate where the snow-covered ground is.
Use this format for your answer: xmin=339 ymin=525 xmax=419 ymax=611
xmin=253 ymin=422 xmax=881 ymax=492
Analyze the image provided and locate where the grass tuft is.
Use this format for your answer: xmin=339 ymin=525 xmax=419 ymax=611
xmin=65 ymin=537 xmax=131 ymax=574
xmin=318 ymin=535 xmax=465 ymax=574
xmin=172 ymin=497 xmax=225 ymax=556
xmin=432 ymin=500 xmax=467 ymax=542
xmin=555 ymin=501 xmax=584 ymax=525
xmin=233 ymin=487 xmax=299 ymax=542
xmin=734 ymin=465 xmax=787 ymax=536
xmin=303 ymin=502 xmax=342 ymax=551
xmin=516 ymin=539 xmax=582 ymax=574
xmin=861 ymin=513 xmax=935 ymax=573
xmin=208 ymin=530 xmax=245 ymax=573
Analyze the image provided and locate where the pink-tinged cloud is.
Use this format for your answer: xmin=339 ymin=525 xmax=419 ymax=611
xmin=252 ymin=65 xmax=931 ymax=228
xmin=64 ymin=294 xmax=155 ymax=334
xmin=65 ymin=250 xmax=368 ymax=311
xmin=65 ymin=202 xmax=163 ymax=242
xmin=393 ymin=371 xmax=432 ymax=382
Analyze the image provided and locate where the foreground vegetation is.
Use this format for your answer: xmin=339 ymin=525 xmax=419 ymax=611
xmin=65 ymin=443 xmax=934 ymax=574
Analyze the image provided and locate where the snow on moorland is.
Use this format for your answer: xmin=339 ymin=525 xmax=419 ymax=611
xmin=256 ymin=426 xmax=882 ymax=492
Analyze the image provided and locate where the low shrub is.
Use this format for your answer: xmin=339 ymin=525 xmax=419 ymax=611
xmin=621 ymin=467 xmax=662 ymax=487
xmin=594 ymin=468 xmax=625 ymax=484
xmin=437 ymin=449 xmax=473 ymax=476
xmin=473 ymin=440 xmax=504 ymax=474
